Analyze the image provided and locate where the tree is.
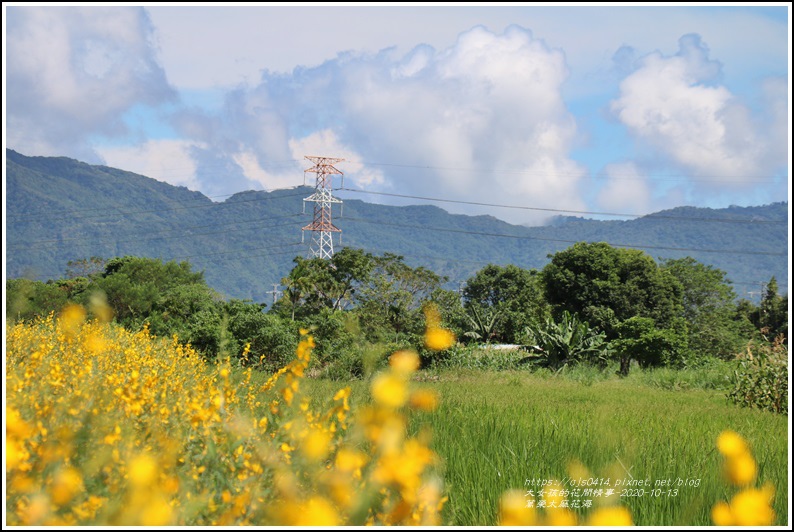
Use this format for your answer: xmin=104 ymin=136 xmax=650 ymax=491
xmin=6 ymin=278 xmax=68 ymax=321
xmin=226 ymin=301 xmax=298 ymax=369
xmin=275 ymin=248 xmax=376 ymax=320
xmin=757 ymin=277 xmax=788 ymax=341
xmin=660 ymin=257 xmax=750 ymax=360
xmin=609 ymin=317 xmax=689 ymax=376
xmin=355 ymin=253 xmax=444 ymax=344
xmin=65 ymin=256 xmax=106 ymax=280
xmin=541 ymin=242 xmax=683 ymax=339
xmin=94 ymin=256 xmax=214 ymax=330
xmin=462 ymin=264 xmax=549 ymax=344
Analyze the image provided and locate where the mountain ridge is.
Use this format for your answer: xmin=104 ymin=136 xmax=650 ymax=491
xmin=5 ymin=149 xmax=788 ymax=302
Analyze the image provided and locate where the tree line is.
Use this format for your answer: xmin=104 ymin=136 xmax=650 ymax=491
xmin=5 ymin=243 xmax=787 ymax=377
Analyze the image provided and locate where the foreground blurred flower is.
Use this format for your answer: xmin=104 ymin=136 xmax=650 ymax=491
xmin=712 ymin=430 xmax=775 ymax=526
xmin=499 ymin=490 xmax=536 ymax=526
xmin=423 ymin=304 xmax=456 ymax=351
xmin=587 ymin=506 xmax=633 ymax=526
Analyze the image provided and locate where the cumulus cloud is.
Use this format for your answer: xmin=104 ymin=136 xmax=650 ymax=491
xmin=596 ymin=162 xmax=684 ymax=215
xmin=6 ymin=6 xmax=175 ymax=161
xmin=609 ymin=34 xmax=786 ymax=192
xmin=170 ymin=25 xmax=586 ymax=225
xmin=96 ymin=139 xmax=204 ymax=191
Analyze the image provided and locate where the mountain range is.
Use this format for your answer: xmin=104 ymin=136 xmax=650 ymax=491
xmin=5 ymin=149 xmax=789 ymax=303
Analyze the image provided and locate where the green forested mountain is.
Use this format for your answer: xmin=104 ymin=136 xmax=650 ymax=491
xmin=5 ymin=149 xmax=788 ymax=302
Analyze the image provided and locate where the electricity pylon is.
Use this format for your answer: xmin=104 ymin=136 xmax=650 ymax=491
xmin=302 ymin=156 xmax=344 ymax=259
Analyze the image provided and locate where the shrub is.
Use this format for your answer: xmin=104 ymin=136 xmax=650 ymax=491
xmin=522 ymin=311 xmax=608 ymax=370
xmin=727 ymin=335 xmax=788 ymax=414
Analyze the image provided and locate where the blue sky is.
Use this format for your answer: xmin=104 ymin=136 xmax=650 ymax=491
xmin=3 ymin=3 xmax=790 ymax=226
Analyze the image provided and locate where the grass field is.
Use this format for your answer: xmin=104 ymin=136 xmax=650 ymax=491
xmin=308 ymin=368 xmax=789 ymax=526
xmin=7 ymin=312 xmax=788 ymax=526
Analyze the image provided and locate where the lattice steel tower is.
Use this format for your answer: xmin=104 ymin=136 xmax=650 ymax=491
xmin=302 ymin=156 xmax=344 ymax=259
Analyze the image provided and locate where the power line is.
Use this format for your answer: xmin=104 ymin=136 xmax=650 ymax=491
xmin=337 ymin=187 xmax=787 ymax=225
xmin=352 ymin=160 xmax=783 ymax=183
xmin=340 ymin=216 xmax=788 ymax=257
xmin=7 ymin=188 xmax=309 ymax=222
xmin=9 ymin=213 xmax=304 ymax=249
xmin=172 ymin=240 xmax=303 ymax=261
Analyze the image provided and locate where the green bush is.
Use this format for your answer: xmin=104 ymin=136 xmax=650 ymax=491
xmin=316 ymin=343 xmax=390 ymax=381
xmin=427 ymin=344 xmax=528 ymax=372
xmin=521 ymin=311 xmax=608 ymax=370
xmin=728 ymin=336 xmax=788 ymax=414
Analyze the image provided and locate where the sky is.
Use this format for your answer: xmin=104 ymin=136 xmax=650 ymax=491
xmin=3 ymin=3 xmax=791 ymax=226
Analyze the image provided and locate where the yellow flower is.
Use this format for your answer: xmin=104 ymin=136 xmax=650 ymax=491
xmin=335 ymin=447 xmax=367 ymax=477
xmin=717 ymin=430 xmax=749 ymax=458
xmin=725 ymin=452 xmax=757 ymax=487
xmin=6 ymin=438 xmax=28 ymax=471
xmin=423 ymin=303 xmax=456 ymax=350
xmin=729 ymin=484 xmax=775 ymax=526
xmin=128 ymin=454 xmax=159 ymax=488
xmin=301 ymin=428 xmax=331 ymax=461
xmin=89 ymin=291 xmax=114 ymax=323
xmin=498 ymin=489 xmax=536 ymax=526
xmin=49 ymin=466 xmax=84 ymax=506
xmin=586 ymin=506 xmax=633 ymax=526
xmin=139 ymin=495 xmax=174 ymax=526
xmin=711 ymin=501 xmax=734 ymax=526
xmin=425 ymin=327 xmax=455 ymax=351
xmin=371 ymin=373 xmax=407 ymax=409
xmin=6 ymin=407 xmax=33 ymax=439
xmin=546 ymin=508 xmax=578 ymax=526
xmin=423 ymin=303 xmax=442 ymax=327
xmin=409 ymin=389 xmax=439 ymax=411
xmin=295 ymin=497 xmax=340 ymax=526
xmin=543 ymin=480 xmax=565 ymax=508
xmin=332 ymin=387 xmax=351 ymax=402
xmin=389 ymin=350 xmax=420 ymax=375
xmin=59 ymin=304 xmax=87 ymax=336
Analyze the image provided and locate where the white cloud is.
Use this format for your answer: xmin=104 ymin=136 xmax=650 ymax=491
xmin=596 ymin=162 xmax=652 ymax=213
xmin=289 ymin=130 xmax=386 ymax=188
xmin=96 ymin=139 xmax=204 ymax=191
xmin=6 ymin=6 xmax=175 ymax=160
xmin=166 ymin=25 xmax=587 ymax=225
xmin=610 ymin=34 xmax=783 ymax=186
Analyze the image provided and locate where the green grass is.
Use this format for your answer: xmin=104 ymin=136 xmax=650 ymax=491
xmin=307 ymin=367 xmax=788 ymax=526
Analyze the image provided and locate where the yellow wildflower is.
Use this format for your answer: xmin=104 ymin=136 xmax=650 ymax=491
xmin=335 ymin=447 xmax=367 ymax=476
xmin=89 ymin=291 xmax=114 ymax=323
xmin=128 ymin=454 xmax=158 ymax=488
xmin=725 ymin=452 xmax=758 ymax=487
xmin=295 ymin=497 xmax=340 ymax=526
xmin=729 ymin=484 xmax=776 ymax=526
xmin=586 ymin=506 xmax=634 ymax=526
xmin=389 ymin=350 xmax=420 ymax=375
xmin=371 ymin=373 xmax=408 ymax=409
xmin=498 ymin=489 xmax=536 ymax=526
xmin=547 ymin=508 xmax=578 ymax=526
xmin=711 ymin=501 xmax=734 ymax=526
xmin=301 ymin=428 xmax=331 ymax=461
xmin=425 ymin=327 xmax=455 ymax=351
xmin=59 ymin=303 xmax=87 ymax=337
xmin=409 ymin=389 xmax=439 ymax=411
xmin=717 ymin=430 xmax=750 ymax=458
xmin=139 ymin=495 xmax=174 ymax=526
xmin=423 ymin=303 xmax=456 ymax=350
xmin=49 ymin=466 xmax=84 ymax=506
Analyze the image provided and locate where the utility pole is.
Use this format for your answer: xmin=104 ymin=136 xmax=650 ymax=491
xmin=267 ymin=283 xmax=282 ymax=306
xmin=455 ymin=281 xmax=466 ymax=300
xmin=302 ymin=156 xmax=344 ymax=259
